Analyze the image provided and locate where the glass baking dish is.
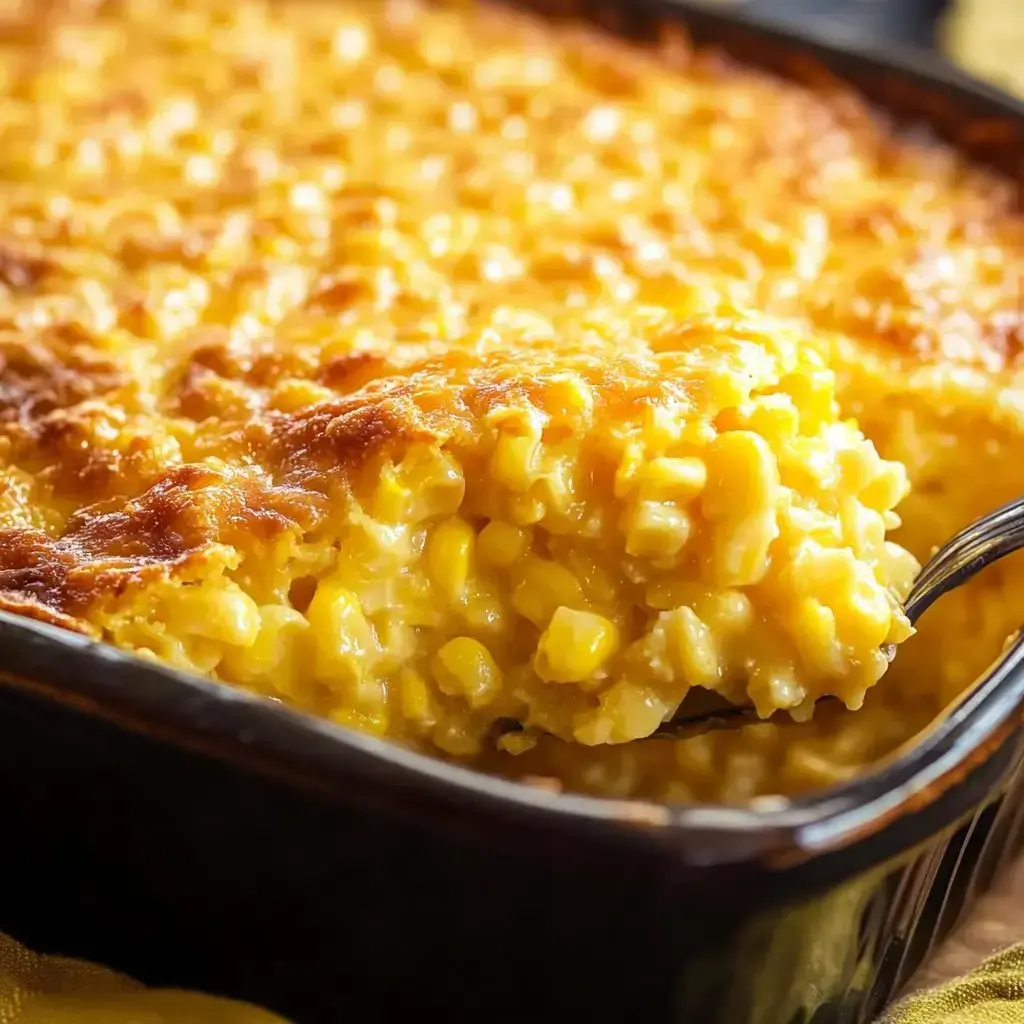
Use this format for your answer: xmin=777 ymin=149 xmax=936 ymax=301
xmin=0 ymin=2 xmax=1021 ymax=1022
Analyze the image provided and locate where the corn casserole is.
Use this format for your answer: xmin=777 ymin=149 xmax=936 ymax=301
xmin=0 ymin=0 xmax=1020 ymax=803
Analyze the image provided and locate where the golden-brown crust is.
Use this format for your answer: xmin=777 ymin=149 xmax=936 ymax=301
xmin=0 ymin=241 xmax=57 ymax=293
xmin=0 ymin=326 xmax=127 ymax=425
xmin=0 ymin=592 xmax=93 ymax=636
xmin=266 ymin=395 xmax=436 ymax=489
xmin=0 ymin=465 xmax=320 ymax=618
xmin=0 ymin=0 xmax=1019 ymax=637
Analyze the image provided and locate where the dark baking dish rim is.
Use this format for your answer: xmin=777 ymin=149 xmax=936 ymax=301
xmin=1 ymin=0 xmax=1022 ymax=872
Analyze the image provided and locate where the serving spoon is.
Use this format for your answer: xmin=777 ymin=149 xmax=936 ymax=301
xmin=654 ymin=493 xmax=1024 ymax=740
xmin=497 ymin=494 xmax=1024 ymax=744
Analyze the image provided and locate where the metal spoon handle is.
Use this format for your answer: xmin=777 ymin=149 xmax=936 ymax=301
xmin=903 ymin=495 xmax=1024 ymax=624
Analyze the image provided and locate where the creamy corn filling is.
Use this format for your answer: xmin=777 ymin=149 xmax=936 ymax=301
xmin=91 ymin=326 xmax=917 ymax=756
xmin=0 ymin=0 xmax=1020 ymax=801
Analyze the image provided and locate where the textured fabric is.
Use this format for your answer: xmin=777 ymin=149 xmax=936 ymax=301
xmin=4 ymin=931 xmax=1024 ymax=1023
xmin=879 ymin=945 xmax=1024 ymax=1024
xmin=943 ymin=0 xmax=1024 ymax=96
xmin=0 ymin=933 xmax=290 ymax=1024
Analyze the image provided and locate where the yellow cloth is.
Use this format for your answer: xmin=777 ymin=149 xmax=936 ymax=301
xmin=3 ymin=929 xmax=1024 ymax=1024
xmin=943 ymin=0 xmax=1024 ymax=97
xmin=0 ymin=933 xmax=291 ymax=1024
xmin=879 ymin=945 xmax=1024 ymax=1024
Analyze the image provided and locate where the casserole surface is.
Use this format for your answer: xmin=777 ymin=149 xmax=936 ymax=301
xmin=0 ymin=0 xmax=1020 ymax=802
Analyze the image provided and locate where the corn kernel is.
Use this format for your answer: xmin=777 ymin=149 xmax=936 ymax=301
xmin=637 ymin=457 xmax=707 ymax=501
xmin=860 ymin=460 xmax=910 ymax=513
xmin=781 ymin=436 xmax=840 ymax=492
xmin=887 ymin=608 xmax=915 ymax=645
xmin=399 ymin=667 xmax=436 ymax=725
xmin=862 ymin=647 xmax=892 ymax=688
xmin=490 ymin=417 xmax=542 ymax=492
xmin=461 ymin=581 xmax=509 ymax=632
xmin=220 ymin=604 xmax=308 ymax=684
xmin=432 ymin=636 xmax=502 ymax=707
xmin=781 ymin=540 xmax=851 ymax=598
xmin=169 ymin=582 xmax=261 ymax=647
xmin=735 ymin=394 xmax=800 ymax=444
xmin=882 ymin=511 xmax=902 ymax=531
xmin=373 ymin=466 xmax=413 ymax=522
xmin=372 ymin=618 xmax=419 ymax=670
xmin=834 ymin=565 xmax=892 ymax=649
xmin=427 ymin=516 xmax=475 ymax=601
xmin=664 ymin=606 xmax=721 ymax=688
xmin=508 ymin=492 xmax=546 ymax=525
xmin=306 ymin=580 xmax=375 ymax=678
xmin=541 ymin=373 xmax=594 ymax=425
xmin=703 ymin=431 xmax=779 ymax=518
xmin=840 ymin=500 xmax=886 ymax=558
xmin=781 ymin=503 xmax=843 ymax=547
xmin=392 ymin=574 xmax=445 ymax=627
xmin=881 ymin=542 xmax=920 ymax=601
xmin=749 ymin=661 xmax=803 ymax=717
xmin=702 ymin=431 xmax=781 ymax=586
xmin=572 ymin=714 xmax=613 ymax=746
xmin=836 ymin=435 xmax=876 ymax=484
xmin=789 ymin=598 xmax=844 ymax=677
xmin=534 ymin=607 xmax=619 ymax=684
xmin=625 ymin=500 xmax=691 ymax=558
xmin=496 ymin=730 xmax=539 ymax=755
xmin=645 ymin=404 xmax=685 ymax=449
xmin=536 ymin=458 xmax=576 ymax=516
xmin=714 ymin=509 xmax=778 ymax=587
xmin=578 ymin=681 xmax=671 ymax=744
xmin=512 ymin=557 xmax=584 ymax=625
xmin=614 ymin=441 xmax=645 ymax=498
xmin=702 ymin=589 xmax=754 ymax=635
xmin=477 ymin=520 xmax=531 ymax=568
xmin=405 ymin=450 xmax=466 ymax=520
xmin=433 ymin=715 xmax=484 ymax=757
xmin=777 ymin=367 xmax=835 ymax=433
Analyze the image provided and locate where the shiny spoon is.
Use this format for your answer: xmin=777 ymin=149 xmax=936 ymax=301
xmin=496 ymin=494 xmax=1024 ymax=744
xmin=654 ymin=493 xmax=1024 ymax=740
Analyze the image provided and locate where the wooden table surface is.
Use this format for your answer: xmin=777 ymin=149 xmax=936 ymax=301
xmin=906 ymin=854 xmax=1024 ymax=994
